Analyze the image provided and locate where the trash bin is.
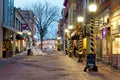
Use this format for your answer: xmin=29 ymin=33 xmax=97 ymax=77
xmin=27 ymin=49 xmax=31 ymax=56
xmin=3 ymin=51 xmax=6 ymax=58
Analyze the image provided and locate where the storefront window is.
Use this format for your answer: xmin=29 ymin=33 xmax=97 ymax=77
xmin=113 ymin=36 xmax=120 ymax=54
xmin=3 ymin=0 xmax=14 ymax=27
xmin=111 ymin=21 xmax=117 ymax=30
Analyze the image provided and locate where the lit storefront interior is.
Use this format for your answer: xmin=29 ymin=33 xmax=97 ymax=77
xmin=111 ymin=8 xmax=120 ymax=69
xmin=112 ymin=35 xmax=120 ymax=54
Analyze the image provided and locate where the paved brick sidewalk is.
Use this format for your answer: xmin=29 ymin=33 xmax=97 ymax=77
xmin=0 ymin=50 xmax=120 ymax=80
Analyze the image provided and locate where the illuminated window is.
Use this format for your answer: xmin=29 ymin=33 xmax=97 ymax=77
xmin=3 ymin=0 xmax=14 ymax=27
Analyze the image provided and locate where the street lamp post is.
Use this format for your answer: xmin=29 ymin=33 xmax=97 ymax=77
xmin=83 ymin=3 xmax=98 ymax=72
xmin=88 ymin=3 xmax=97 ymax=53
xmin=65 ymin=29 xmax=68 ymax=54
xmin=68 ymin=25 xmax=73 ymax=57
xmin=77 ymin=16 xmax=84 ymax=62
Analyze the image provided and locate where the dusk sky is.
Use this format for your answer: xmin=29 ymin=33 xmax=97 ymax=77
xmin=14 ymin=0 xmax=64 ymax=9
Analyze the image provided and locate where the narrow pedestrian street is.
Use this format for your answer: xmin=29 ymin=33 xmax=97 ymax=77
xmin=0 ymin=50 xmax=120 ymax=80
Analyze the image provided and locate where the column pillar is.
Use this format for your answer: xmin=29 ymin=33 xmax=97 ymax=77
xmin=13 ymin=33 xmax=16 ymax=55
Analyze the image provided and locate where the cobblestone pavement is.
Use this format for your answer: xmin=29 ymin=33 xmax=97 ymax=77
xmin=0 ymin=50 xmax=120 ymax=80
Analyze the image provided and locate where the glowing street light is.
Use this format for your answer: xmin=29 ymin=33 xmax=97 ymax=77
xmin=77 ymin=16 xmax=84 ymax=22
xmin=88 ymin=4 xmax=97 ymax=12
xmin=65 ymin=29 xmax=68 ymax=33
xmin=28 ymin=32 xmax=31 ymax=36
xmin=68 ymin=25 xmax=73 ymax=30
xmin=57 ymin=37 xmax=61 ymax=40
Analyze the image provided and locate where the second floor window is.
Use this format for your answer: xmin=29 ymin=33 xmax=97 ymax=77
xmin=100 ymin=0 xmax=105 ymax=4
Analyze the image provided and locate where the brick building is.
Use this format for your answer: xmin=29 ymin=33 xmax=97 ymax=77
xmin=62 ymin=0 xmax=120 ymax=69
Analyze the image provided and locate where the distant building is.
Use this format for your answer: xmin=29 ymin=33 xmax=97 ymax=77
xmin=14 ymin=7 xmax=26 ymax=53
xmin=18 ymin=9 xmax=36 ymax=49
xmin=42 ymin=39 xmax=57 ymax=50
xmin=19 ymin=9 xmax=36 ymax=37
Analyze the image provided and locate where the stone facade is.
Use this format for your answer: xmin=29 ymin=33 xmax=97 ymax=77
xmin=0 ymin=0 xmax=3 ymax=58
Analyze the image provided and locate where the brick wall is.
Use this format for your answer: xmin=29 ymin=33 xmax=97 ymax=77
xmin=111 ymin=0 xmax=120 ymax=12
xmin=96 ymin=0 xmax=111 ymax=14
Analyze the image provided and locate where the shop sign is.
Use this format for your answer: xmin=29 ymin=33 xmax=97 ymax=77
xmin=102 ymin=28 xmax=107 ymax=38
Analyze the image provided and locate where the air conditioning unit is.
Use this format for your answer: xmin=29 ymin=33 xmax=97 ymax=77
xmin=112 ymin=25 xmax=120 ymax=34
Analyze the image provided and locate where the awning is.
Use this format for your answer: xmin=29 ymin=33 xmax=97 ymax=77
xmin=2 ymin=23 xmax=22 ymax=35
xmin=16 ymin=33 xmax=28 ymax=40
xmin=71 ymin=34 xmax=80 ymax=40
xmin=16 ymin=35 xmax=24 ymax=40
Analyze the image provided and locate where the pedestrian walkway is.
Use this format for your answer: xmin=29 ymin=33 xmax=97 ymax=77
xmin=53 ymin=51 xmax=120 ymax=80
xmin=0 ymin=50 xmax=120 ymax=80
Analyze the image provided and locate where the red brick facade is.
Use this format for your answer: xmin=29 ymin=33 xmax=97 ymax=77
xmin=111 ymin=0 xmax=120 ymax=12
xmin=96 ymin=0 xmax=111 ymax=14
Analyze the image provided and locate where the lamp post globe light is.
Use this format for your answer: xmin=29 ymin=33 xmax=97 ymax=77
xmin=77 ymin=16 xmax=84 ymax=23
xmin=88 ymin=4 xmax=97 ymax=12
xmin=57 ymin=37 xmax=62 ymax=51
xmin=68 ymin=25 xmax=73 ymax=30
xmin=65 ymin=29 xmax=68 ymax=33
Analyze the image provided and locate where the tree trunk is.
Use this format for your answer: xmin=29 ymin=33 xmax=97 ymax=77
xmin=40 ymin=36 xmax=43 ymax=50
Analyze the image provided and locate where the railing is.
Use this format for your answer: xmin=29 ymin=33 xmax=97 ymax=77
xmin=102 ymin=55 xmax=112 ymax=66
xmin=111 ymin=54 xmax=120 ymax=69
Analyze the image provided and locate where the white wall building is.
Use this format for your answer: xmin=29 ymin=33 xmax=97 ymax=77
xmin=43 ymin=39 xmax=57 ymax=50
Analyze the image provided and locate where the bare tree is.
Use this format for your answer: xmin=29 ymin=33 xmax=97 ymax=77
xmin=45 ymin=22 xmax=58 ymax=39
xmin=31 ymin=2 xmax=60 ymax=49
